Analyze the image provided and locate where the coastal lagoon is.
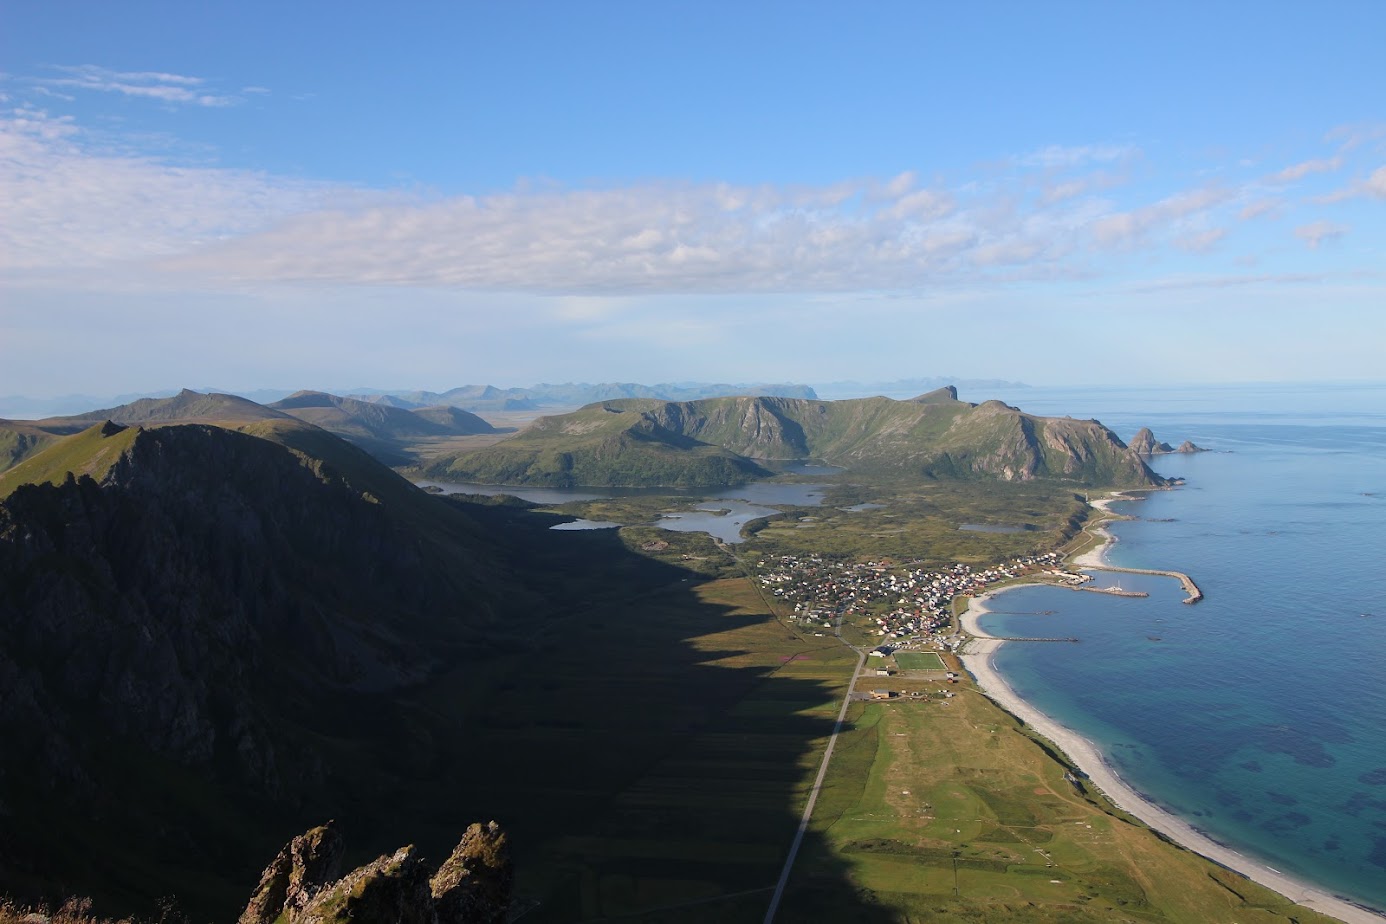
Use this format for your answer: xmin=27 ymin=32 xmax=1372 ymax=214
xmin=968 ymin=383 xmax=1386 ymax=913
xmin=416 ymin=478 xmax=829 ymax=543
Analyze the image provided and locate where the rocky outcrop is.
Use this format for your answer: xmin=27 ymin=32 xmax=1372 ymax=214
xmin=1128 ymin=427 xmax=1174 ymax=456
xmin=429 ymin=822 xmax=514 ymax=924
xmin=1130 ymin=428 xmax=1206 ymax=456
xmin=240 ymin=822 xmax=346 ymax=924
xmin=241 ymin=823 xmax=512 ymax=924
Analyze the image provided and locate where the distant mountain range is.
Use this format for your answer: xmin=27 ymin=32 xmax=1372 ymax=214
xmin=426 ymin=386 xmax=1164 ymax=489
xmin=2 ymin=379 xmax=1037 ymax=419
xmin=0 ymin=383 xmax=820 ymax=419
xmin=813 ymin=376 xmax=1029 ymax=400
xmin=345 ymin=381 xmax=819 ymax=411
xmin=0 ymin=389 xmax=497 ymax=471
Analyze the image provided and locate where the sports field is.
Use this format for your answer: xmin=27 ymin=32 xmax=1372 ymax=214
xmin=893 ymin=651 xmax=946 ymax=671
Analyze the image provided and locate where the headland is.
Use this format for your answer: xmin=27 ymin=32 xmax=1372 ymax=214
xmin=958 ymin=495 xmax=1386 ymax=924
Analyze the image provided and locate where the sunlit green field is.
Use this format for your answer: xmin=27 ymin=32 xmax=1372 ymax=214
xmin=779 ymin=683 xmax=1341 ymax=923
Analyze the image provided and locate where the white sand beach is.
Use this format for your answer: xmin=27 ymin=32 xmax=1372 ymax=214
xmin=957 ymin=503 xmax=1386 ymax=924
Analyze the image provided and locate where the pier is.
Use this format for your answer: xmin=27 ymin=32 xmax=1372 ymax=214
xmin=1083 ymin=564 xmax=1202 ymax=604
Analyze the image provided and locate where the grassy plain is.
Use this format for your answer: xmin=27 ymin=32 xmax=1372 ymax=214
xmin=781 ymin=687 xmax=1340 ymax=924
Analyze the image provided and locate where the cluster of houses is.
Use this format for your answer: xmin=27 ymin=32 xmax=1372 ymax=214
xmin=755 ymin=550 xmax=1071 ymax=651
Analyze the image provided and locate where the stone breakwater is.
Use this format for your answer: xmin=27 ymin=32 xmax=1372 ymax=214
xmin=1082 ymin=563 xmax=1202 ymax=604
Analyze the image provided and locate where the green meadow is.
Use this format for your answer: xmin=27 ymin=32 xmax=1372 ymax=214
xmin=779 ymin=687 xmax=1340 ymax=923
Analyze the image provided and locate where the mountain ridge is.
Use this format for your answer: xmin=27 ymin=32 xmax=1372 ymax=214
xmin=426 ymin=391 xmax=1164 ymax=488
xmin=0 ymin=420 xmax=536 ymax=912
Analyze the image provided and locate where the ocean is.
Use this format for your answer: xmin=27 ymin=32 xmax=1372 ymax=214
xmin=956 ymin=382 xmax=1386 ymax=913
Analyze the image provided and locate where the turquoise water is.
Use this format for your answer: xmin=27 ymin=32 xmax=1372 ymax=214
xmin=970 ymin=383 xmax=1386 ymax=912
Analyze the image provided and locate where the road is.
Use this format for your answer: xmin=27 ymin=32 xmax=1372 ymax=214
xmin=762 ymin=626 xmax=867 ymax=923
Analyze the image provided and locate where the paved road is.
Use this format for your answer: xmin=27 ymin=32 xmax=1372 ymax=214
xmin=762 ymin=639 xmax=867 ymax=923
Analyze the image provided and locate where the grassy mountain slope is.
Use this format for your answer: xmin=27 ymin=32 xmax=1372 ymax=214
xmin=16 ymin=389 xmax=501 ymax=471
xmin=409 ymin=404 xmax=496 ymax=434
xmin=270 ymin=391 xmax=495 ymax=441
xmin=0 ymin=422 xmax=142 ymax=496
xmin=423 ymin=398 xmax=775 ymax=487
xmin=52 ymin=388 xmax=293 ymax=425
xmin=0 ymin=421 xmax=66 ymax=474
xmin=428 ymin=388 xmax=1162 ymax=488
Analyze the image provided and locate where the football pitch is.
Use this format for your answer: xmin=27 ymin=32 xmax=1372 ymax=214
xmin=893 ymin=651 xmax=946 ymax=671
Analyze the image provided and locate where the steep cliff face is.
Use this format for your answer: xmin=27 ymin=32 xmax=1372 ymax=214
xmin=0 ymin=423 xmax=526 ymax=910
xmin=430 ymin=392 xmax=1165 ymax=488
xmin=643 ymin=398 xmax=811 ymax=459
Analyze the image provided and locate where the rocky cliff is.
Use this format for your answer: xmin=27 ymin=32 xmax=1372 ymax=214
xmin=427 ymin=391 xmax=1165 ymax=488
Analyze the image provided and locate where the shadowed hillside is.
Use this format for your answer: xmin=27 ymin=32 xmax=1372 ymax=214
xmin=0 ymin=421 xmax=893 ymax=923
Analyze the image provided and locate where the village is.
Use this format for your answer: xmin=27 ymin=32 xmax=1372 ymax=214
xmin=754 ymin=548 xmax=1078 ymax=655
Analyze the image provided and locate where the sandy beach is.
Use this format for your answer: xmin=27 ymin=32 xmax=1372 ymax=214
xmin=957 ymin=499 xmax=1386 ymax=924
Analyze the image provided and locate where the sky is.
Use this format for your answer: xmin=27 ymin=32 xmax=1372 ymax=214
xmin=3 ymin=1 xmax=1384 ymax=402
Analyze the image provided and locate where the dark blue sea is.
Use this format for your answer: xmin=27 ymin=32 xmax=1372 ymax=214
xmin=958 ymin=382 xmax=1386 ymax=913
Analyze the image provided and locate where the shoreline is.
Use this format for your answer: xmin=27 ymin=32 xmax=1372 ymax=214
xmin=957 ymin=497 xmax=1386 ymax=924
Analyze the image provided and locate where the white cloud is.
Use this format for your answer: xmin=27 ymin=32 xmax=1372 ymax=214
xmin=1295 ymin=220 xmax=1348 ymax=249
xmin=1316 ymin=164 xmax=1386 ymax=203
xmin=1239 ymin=198 xmax=1281 ymax=220
xmin=1019 ymin=143 xmax=1138 ymax=168
xmin=1089 ymin=187 xmax=1230 ymax=248
xmin=1173 ymin=228 xmax=1227 ymax=253
xmin=1266 ymin=157 xmax=1342 ymax=184
xmin=4 ymin=109 xmax=1357 ymax=299
xmin=1040 ymin=178 xmax=1092 ymax=204
xmin=0 ymin=107 xmax=346 ymax=272
xmin=1364 ymin=165 xmax=1386 ymax=198
xmin=40 ymin=65 xmax=241 ymax=107
xmin=1326 ymin=122 xmax=1386 ymax=152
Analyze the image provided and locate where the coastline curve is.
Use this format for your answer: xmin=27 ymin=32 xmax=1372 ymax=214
xmin=956 ymin=495 xmax=1385 ymax=924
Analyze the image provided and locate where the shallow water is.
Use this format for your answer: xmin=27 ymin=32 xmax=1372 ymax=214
xmin=975 ymin=383 xmax=1386 ymax=911
xmin=419 ymin=479 xmax=827 ymax=543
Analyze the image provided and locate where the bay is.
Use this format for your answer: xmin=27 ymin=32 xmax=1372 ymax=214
xmin=973 ymin=383 xmax=1386 ymax=912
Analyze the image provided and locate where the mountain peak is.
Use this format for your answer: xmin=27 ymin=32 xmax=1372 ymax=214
xmin=909 ymin=385 xmax=961 ymax=404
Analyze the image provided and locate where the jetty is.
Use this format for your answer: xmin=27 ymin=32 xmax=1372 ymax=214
xmin=1083 ymin=564 xmax=1202 ymax=604
xmin=1073 ymin=585 xmax=1149 ymax=598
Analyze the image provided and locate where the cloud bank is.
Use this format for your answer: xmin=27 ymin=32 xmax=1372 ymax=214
xmin=40 ymin=65 xmax=242 ymax=107
xmin=0 ymin=108 xmax=1371 ymax=297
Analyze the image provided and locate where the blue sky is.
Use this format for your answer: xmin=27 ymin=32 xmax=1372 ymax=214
xmin=3 ymin=1 xmax=1384 ymax=401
